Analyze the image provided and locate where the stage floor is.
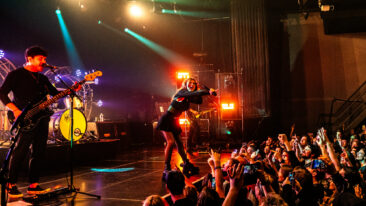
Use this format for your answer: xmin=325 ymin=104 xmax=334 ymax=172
xmin=6 ymin=146 xmax=214 ymax=206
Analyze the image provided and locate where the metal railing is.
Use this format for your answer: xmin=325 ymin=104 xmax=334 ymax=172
xmin=326 ymin=81 xmax=366 ymax=133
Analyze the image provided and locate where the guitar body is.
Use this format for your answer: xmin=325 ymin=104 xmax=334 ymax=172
xmin=11 ymin=103 xmax=54 ymax=134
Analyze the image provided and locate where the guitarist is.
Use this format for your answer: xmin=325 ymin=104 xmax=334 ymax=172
xmin=186 ymin=108 xmax=200 ymax=154
xmin=0 ymin=46 xmax=61 ymax=197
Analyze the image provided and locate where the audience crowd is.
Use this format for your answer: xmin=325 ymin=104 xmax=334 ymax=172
xmin=144 ymin=125 xmax=366 ymax=206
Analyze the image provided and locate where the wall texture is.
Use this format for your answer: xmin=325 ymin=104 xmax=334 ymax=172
xmin=280 ymin=13 xmax=366 ymax=132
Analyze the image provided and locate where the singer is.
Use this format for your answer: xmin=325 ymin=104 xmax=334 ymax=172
xmin=0 ymin=46 xmax=60 ymax=197
xmin=157 ymin=77 xmax=216 ymax=180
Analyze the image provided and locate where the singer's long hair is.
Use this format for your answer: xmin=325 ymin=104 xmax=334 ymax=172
xmin=181 ymin=78 xmax=197 ymax=91
xmin=171 ymin=78 xmax=197 ymax=101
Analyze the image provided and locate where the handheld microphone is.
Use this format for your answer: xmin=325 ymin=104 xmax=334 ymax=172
xmin=42 ymin=63 xmax=57 ymax=69
xmin=203 ymin=85 xmax=217 ymax=96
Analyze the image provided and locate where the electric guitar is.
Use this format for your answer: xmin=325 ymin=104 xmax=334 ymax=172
xmin=187 ymin=108 xmax=216 ymax=120
xmin=10 ymin=71 xmax=102 ymax=135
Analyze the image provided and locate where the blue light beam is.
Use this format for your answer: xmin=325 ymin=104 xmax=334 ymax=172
xmin=55 ymin=9 xmax=84 ymax=71
xmin=124 ymin=28 xmax=189 ymax=65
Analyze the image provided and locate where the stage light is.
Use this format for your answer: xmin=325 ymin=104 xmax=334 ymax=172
xmin=226 ymin=130 xmax=232 ymax=135
xmin=98 ymin=20 xmax=102 ymax=24
xmin=54 ymin=75 xmax=61 ymax=83
xmin=222 ymin=103 xmax=235 ymax=110
xmin=179 ymin=118 xmax=189 ymax=125
xmin=97 ymin=100 xmax=103 ymax=107
xmin=94 ymin=78 xmax=99 ymax=85
xmin=0 ymin=50 xmax=4 ymax=59
xmin=129 ymin=4 xmax=144 ymax=18
xmin=177 ymin=72 xmax=189 ymax=79
xmin=76 ymin=69 xmax=82 ymax=77
xmin=55 ymin=9 xmax=61 ymax=15
xmin=124 ymin=28 xmax=129 ymax=32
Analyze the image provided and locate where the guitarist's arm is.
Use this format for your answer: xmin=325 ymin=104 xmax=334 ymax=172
xmin=0 ymin=71 xmax=21 ymax=119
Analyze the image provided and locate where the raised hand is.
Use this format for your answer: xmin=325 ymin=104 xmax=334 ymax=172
xmin=229 ymin=163 xmax=245 ymax=190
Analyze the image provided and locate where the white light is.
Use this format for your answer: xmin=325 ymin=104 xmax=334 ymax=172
xmin=97 ymin=100 xmax=103 ymax=107
xmin=54 ymin=75 xmax=61 ymax=83
xmin=94 ymin=78 xmax=99 ymax=85
xmin=0 ymin=50 xmax=4 ymax=59
xmin=129 ymin=5 xmax=143 ymax=18
xmin=76 ymin=69 xmax=82 ymax=77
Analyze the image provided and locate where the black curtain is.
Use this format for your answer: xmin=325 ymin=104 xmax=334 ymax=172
xmin=231 ymin=0 xmax=271 ymax=118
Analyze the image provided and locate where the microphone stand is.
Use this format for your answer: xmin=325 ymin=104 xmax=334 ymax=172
xmin=49 ymin=68 xmax=100 ymax=200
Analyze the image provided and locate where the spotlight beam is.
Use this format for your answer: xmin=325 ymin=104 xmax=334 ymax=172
xmin=162 ymin=9 xmax=227 ymax=19
xmin=124 ymin=28 xmax=189 ymax=65
xmin=55 ymin=9 xmax=84 ymax=70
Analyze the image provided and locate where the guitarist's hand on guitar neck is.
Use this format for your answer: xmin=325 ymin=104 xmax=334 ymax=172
xmin=73 ymin=81 xmax=82 ymax=92
xmin=6 ymin=103 xmax=22 ymax=119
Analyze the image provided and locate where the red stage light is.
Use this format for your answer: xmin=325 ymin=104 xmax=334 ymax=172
xmin=176 ymin=72 xmax=190 ymax=89
xmin=179 ymin=118 xmax=190 ymax=125
xmin=222 ymin=103 xmax=235 ymax=110
xmin=177 ymin=72 xmax=189 ymax=79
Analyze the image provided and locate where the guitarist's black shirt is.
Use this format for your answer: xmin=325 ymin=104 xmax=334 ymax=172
xmin=0 ymin=67 xmax=59 ymax=110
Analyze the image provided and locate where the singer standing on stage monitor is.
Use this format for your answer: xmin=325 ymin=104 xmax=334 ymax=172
xmin=157 ymin=77 xmax=216 ymax=180
xmin=0 ymin=46 xmax=60 ymax=197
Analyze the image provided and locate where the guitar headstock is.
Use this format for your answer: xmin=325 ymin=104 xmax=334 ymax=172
xmin=85 ymin=71 xmax=103 ymax=81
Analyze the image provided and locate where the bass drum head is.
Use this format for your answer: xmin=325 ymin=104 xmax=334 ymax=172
xmin=59 ymin=109 xmax=87 ymax=141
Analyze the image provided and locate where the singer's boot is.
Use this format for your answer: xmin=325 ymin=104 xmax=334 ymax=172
xmin=180 ymin=161 xmax=199 ymax=177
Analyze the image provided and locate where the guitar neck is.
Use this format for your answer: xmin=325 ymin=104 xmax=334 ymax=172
xmin=41 ymin=80 xmax=85 ymax=108
xmin=25 ymin=80 xmax=86 ymax=119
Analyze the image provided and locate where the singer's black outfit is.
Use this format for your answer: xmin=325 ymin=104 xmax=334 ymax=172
xmin=0 ymin=67 xmax=59 ymax=184
xmin=157 ymin=88 xmax=209 ymax=169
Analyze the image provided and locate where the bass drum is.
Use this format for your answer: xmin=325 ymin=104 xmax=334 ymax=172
xmin=49 ymin=109 xmax=87 ymax=141
xmin=49 ymin=111 xmax=63 ymax=139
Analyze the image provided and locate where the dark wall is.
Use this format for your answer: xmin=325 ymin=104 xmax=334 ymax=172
xmin=267 ymin=11 xmax=366 ymax=135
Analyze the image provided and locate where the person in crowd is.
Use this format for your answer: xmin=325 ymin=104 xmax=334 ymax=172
xmin=143 ymin=195 xmax=168 ymax=206
xmin=166 ymin=170 xmax=195 ymax=206
xmin=183 ymin=185 xmax=199 ymax=205
xmin=197 ymin=186 xmax=222 ymax=206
